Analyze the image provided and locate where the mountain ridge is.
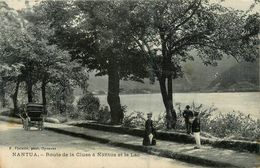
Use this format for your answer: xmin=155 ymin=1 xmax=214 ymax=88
xmin=86 ymin=57 xmax=259 ymax=94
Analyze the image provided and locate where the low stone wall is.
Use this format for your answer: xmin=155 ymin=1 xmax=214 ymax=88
xmin=1 ymin=112 xmax=258 ymax=154
xmin=72 ymin=122 xmax=260 ymax=153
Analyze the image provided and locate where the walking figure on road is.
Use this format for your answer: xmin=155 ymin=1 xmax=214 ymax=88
xmin=143 ymin=112 xmax=156 ymax=146
xmin=192 ymin=111 xmax=201 ymax=149
xmin=183 ymin=105 xmax=193 ymax=134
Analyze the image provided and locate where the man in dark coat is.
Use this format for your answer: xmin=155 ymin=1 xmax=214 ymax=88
xmin=183 ymin=105 xmax=193 ymax=134
xmin=143 ymin=113 xmax=156 ymax=146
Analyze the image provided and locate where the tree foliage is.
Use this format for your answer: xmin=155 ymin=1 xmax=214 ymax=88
xmin=1 ymin=1 xmax=258 ymax=127
xmin=0 ymin=2 xmax=87 ymax=116
xmin=120 ymin=0 xmax=259 ymax=128
xmin=30 ymin=1 xmax=149 ymax=123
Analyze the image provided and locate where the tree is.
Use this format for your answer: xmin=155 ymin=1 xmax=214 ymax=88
xmin=21 ymin=9 xmax=86 ymax=114
xmin=125 ymin=0 xmax=259 ymax=128
xmin=0 ymin=2 xmax=82 ymax=116
xmin=0 ymin=1 xmax=27 ymax=113
xmin=25 ymin=0 xmax=259 ymax=127
xmin=30 ymin=1 xmax=147 ymax=124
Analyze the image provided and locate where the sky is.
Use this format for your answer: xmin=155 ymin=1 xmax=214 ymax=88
xmin=3 ymin=0 xmax=39 ymax=10
xmin=2 ymin=0 xmax=260 ymax=11
xmin=215 ymin=0 xmax=260 ymax=11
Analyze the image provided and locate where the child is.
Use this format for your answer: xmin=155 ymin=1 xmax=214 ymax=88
xmin=143 ymin=112 xmax=156 ymax=146
xmin=192 ymin=111 xmax=201 ymax=149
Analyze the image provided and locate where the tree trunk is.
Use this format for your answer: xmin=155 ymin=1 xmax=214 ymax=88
xmin=27 ymin=80 xmax=34 ymax=103
xmin=159 ymin=35 xmax=177 ymax=129
xmin=41 ymin=79 xmax=47 ymax=115
xmin=159 ymin=76 xmax=177 ymax=129
xmin=159 ymin=75 xmax=168 ymax=108
xmin=12 ymin=80 xmax=20 ymax=116
xmin=167 ymin=75 xmax=177 ymax=129
xmin=107 ymin=61 xmax=122 ymax=124
xmin=0 ymin=80 xmax=7 ymax=108
xmin=159 ymin=76 xmax=170 ymax=129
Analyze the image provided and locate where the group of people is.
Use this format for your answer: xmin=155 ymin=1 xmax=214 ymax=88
xmin=183 ymin=105 xmax=201 ymax=149
xmin=142 ymin=105 xmax=201 ymax=149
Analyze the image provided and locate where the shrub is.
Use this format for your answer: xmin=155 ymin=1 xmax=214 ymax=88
xmin=174 ymin=102 xmax=219 ymax=132
xmin=174 ymin=103 xmax=186 ymax=131
xmin=77 ymin=93 xmax=100 ymax=120
xmin=205 ymin=111 xmax=260 ymax=140
xmin=122 ymin=110 xmax=166 ymax=130
xmin=97 ymin=106 xmax=111 ymax=124
xmin=175 ymin=102 xmax=260 ymax=140
xmin=68 ymin=107 xmax=80 ymax=119
xmin=122 ymin=110 xmax=146 ymax=128
xmin=46 ymin=83 xmax=76 ymax=117
xmin=153 ymin=112 xmax=167 ymax=130
xmin=0 ymin=109 xmax=13 ymax=117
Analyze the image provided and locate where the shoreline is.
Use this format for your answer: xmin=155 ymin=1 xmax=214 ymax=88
xmin=93 ymin=91 xmax=260 ymax=96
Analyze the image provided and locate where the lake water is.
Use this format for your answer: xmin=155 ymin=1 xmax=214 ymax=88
xmin=97 ymin=92 xmax=260 ymax=119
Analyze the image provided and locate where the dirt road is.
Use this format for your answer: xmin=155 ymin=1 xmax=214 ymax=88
xmin=0 ymin=121 xmax=208 ymax=168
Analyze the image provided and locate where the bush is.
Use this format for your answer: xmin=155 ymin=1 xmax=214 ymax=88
xmin=97 ymin=106 xmax=111 ymax=124
xmin=122 ymin=110 xmax=146 ymax=128
xmin=174 ymin=102 xmax=260 ymax=140
xmin=0 ymin=109 xmax=13 ymax=117
xmin=205 ymin=111 xmax=260 ymax=140
xmin=174 ymin=103 xmax=186 ymax=131
xmin=77 ymin=93 xmax=100 ymax=120
xmin=46 ymin=83 xmax=76 ymax=117
xmin=121 ymin=102 xmax=260 ymax=140
xmin=122 ymin=110 xmax=166 ymax=130
xmin=153 ymin=112 xmax=167 ymax=130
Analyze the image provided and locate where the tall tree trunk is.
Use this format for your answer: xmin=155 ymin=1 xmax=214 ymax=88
xmin=159 ymin=75 xmax=168 ymax=108
xmin=12 ymin=80 xmax=20 ymax=116
xmin=167 ymin=76 xmax=173 ymax=102
xmin=41 ymin=79 xmax=47 ymax=115
xmin=27 ymin=80 xmax=33 ymax=103
xmin=159 ymin=76 xmax=177 ymax=129
xmin=159 ymin=75 xmax=170 ymax=129
xmin=167 ymin=75 xmax=177 ymax=129
xmin=0 ymin=80 xmax=7 ymax=108
xmin=25 ymin=62 xmax=35 ymax=103
xmin=158 ymin=37 xmax=177 ymax=129
xmin=107 ymin=61 xmax=122 ymax=124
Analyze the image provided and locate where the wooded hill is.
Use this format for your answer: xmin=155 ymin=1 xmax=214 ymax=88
xmin=87 ymin=58 xmax=259 ymax=94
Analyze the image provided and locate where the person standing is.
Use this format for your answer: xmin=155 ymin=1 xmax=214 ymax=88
xmin=183 ymin=105 xmax=193 ymax=134
xmin=143 ymin=113 xmax=156 ymax=146
xmin=192 ymin=111 xmax=201 ymax=149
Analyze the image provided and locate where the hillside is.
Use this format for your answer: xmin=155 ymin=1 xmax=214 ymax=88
xmin=207 ymin=60 xmax=259 ymax=92
xmin=87 ymin=57 xmax=240 ymax=94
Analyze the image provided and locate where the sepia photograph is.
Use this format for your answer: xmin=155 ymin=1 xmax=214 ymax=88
xmin=0 ymin=0 xmax=259 ymax=167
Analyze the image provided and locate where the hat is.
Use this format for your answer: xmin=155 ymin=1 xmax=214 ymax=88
xmin=186 ymin=105 xmax=190 ymax=109
xmin=147 ymin=112 xmax=153 ymax=116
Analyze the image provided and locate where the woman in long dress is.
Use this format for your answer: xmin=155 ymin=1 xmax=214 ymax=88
xmin=143 ymin=113 xmax=156 ymax=146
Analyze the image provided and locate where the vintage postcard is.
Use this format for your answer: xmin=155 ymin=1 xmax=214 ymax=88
xmin=0 ymin=0 xmax=259 ymax=168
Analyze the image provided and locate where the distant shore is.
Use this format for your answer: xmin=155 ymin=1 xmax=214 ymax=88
xmin=91 ymin=90 xmax=260 ymax=96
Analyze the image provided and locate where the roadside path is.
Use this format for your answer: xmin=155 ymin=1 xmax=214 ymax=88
xmin=0 ymin=116 xmax=259 ymax=168
xmin=44 ymin=122 xmax=260 ymax=168
xmin=0 ymin=121 xmax=207 ymax=168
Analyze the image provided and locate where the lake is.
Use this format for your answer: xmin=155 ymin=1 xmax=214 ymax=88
xmin=97 ymin=92 xmax=260 ymax=119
